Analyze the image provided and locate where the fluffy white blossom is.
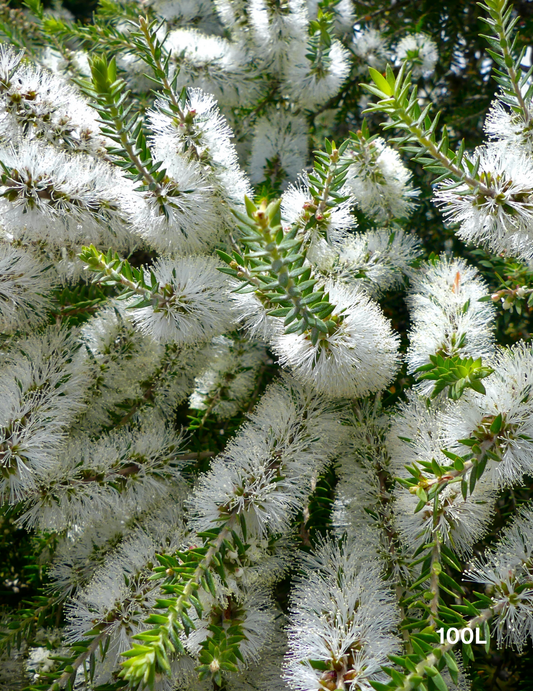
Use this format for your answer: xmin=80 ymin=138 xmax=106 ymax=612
xmin=0 ymin=244 xmax=56 ymax=332
xmin=127 ymin=156 xmax=222 ymax=254
xmin=440 ymin=343 xmax=533 ymax=488
xmin=166 ymin=29 xmax=261 ymax=107
xmin=19 ymin=421 xmax=186 ymax=531
xmin=148 ymin=88 xmax=251 ymax=237
xmin=466 ymin=504 xmax=533 ymax=650
xmin=48 ymin=495 xmax=187 ymax=599
xmin=283 ymin=38 xmax=350 ymax=108
xmin=345 ymin=136 xmax=419 ymax=222
xmin=81 ymin=305 xmax=209 ymax=430
xmin=65 ymin=524 xmax=186 ymax=684
xmin=190 ymin=335 xmax=267 ymax=420
xmin=406 ymin=256 xmax=496 ymax=389
xmin=331 ymin=403 xmax=404 ymax=566
xmin=248 ymin=0 xmax=308 ymax=69
xmin=434 ymin=144 xmax=533 ymax=261
xmin=282 ymin=174 xmax=357 ymax=245
xmin=484 ymin=99 xmax=533 ymax=155
xmin=272 ymin=280 xmax=400 ymax=399
xmin=395 ymin=32 xmax=438 ymax=78
xmin=0 ymin=140 xmax=133 ymax=246
xmin=284 ymin=538 xmax=400 ymax=691
xmin=0 ymin=326 xmax=90 ymax=503
xmin=0 ymin=44 xmax=107 ymax=155
xmin=129 ymin=256 xmax=234 ymax=345
xmin=352 ymin=27 xmax=388 ymax=74
xmin=334 ymin=228 xmax=421 ymax=296
xmin=252 ymin=0 xmax=304 ymax=51
xmin=188 ymin=376 xmax=342 ymax=537
xmin=248 ymin=109 xmax=308 ymax=187
xmin=394 ymin=480 xmax=496 ymax=557
xmin=186 ymin=587 xmax=277 ymax=665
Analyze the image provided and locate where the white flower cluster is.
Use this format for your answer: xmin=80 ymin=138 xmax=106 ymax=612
xmin=284 ymin=539 xmax=400 ymax=691
xmin=406 ymin=255 xmax=496 ymax=389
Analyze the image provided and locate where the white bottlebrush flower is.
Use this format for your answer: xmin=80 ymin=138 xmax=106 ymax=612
xmin=79 ymin=305 xmax=205 ymax=432
xmin=386 ymin=391 xmax=447 ymax=480
xmin=48 ymin=493 xmax=187 ymax=599
xmin=189 ymin=375 xmax=342 ymax=537
xmin=484 ymin=98 xmax=533 ymax=155
xmin=229 ymin=279 xmax=285 ymax=343
xmin=0 ymin=326 xmax=89 ymax=503
xmin=223 ymin=535 xmax=293 ymax=595
xmin=284 ymin=538 xmax=400 ymax=691
xmin=80 ymin=305 xmax=165 ymax=432
xmin=127 ymin=156 xmax=222 ymax=254
xmin=248 ymin=0 xmax=308 ymax=70
xmin=227 ymin=625 xmax=290 ymax=691
xmin=332 ymin=404 xmax=398 ymax=564
xmin=39 ymin=46 xmax=92 ymax=80
xmin=395 ymin=32 xmax=438 ymax=78
xmin=281 ymin=174 xmax=357 ymax=269
xmin=65 ymin=525 xmax=186 ymax=685
xmin=149 ymin=87 xmax=251 ymax=221
xmin=282 ymin=175 xmax=357 ymax=241
xmin=394 ymin=479 xmax=496 ymax=557
xmin=129 ymin=256 xmax=235 ymax=345
xmin=434 ymin=144 xmax=533 ymax=261
xmin=272 ymin=280 xmax=400 ymax=399
xmin=166 ymin=29 xmax=261 ymax=107
xmin=465 ymin=504 xmax=533 ymax=650
xmin=0 ymin=243 xmax=56 ymax=332
xmin=0 ymin=44 xmax=106 ymax=155
xmin=387 ymin=390 xmax=494 ymax=555
xmin=189 ymin=435 xmax=306 ymax=537
xmin=19 ymin=420 xmax=186 ymax=531
xmin=0 ymin=140 xmax=133 ymax=246
xmin=283 ymin=38 xmax=350 ymax=109
xmin=334 ymin=228 xmax=421 ymax=296
xmin=248 ymin=109 xmax=308 ymax=187
xmin=190 ymin=335 xmax=267 ymax=420
xmin=406 ymin=255 xmax=496 ymax=390
xmin=352 ymin=26 xmax=388 ymax=74
xmin=388 ymin=392 xmax=494 ymax=554
xmin=440 ymin=343 xmax=533 ymax=488
xmin=345 ymin=136 xmax=419 ymax=222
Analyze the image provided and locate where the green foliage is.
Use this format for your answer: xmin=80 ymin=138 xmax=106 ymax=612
xmin=307 ymin=9 xmax=336 ymax=75
xmin=50 ymin=283 xmax=113 ymax=326
xmin=80 ymin=244 xmax=164 ymax=309
xmin=363 ymin=63 xmax=480 ymax=187
xmin=478 ymin=0 xmax=533 ymax=121
xmin=415 ymin=353 xmax=495 ymax=399
xmin=120 ymin=523 xmax=239 ymax=687
xmin=219 ymin=194 xmax=342 ymax=343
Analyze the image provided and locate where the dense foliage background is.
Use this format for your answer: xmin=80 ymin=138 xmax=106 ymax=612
xmin=2 ymin=0 xmax=533 ymax=690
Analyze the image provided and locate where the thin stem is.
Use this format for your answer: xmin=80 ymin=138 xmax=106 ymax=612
xmin=137 ymin=16 xmax=186 ymax=120
xmin=428 ymin=532 xmax=441 ymax=628
xmin=394 ymin=105 xmax=496 ymax=197
xmin=316 ymin=148 xmax=340 ymax=217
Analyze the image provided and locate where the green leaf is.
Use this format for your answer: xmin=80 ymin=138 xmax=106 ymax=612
xmin=368 ymin=67 xmax=394 ymax=96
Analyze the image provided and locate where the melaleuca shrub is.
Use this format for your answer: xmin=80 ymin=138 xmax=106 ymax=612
xmin=2 ymin=1 xmax=533 ymax=690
